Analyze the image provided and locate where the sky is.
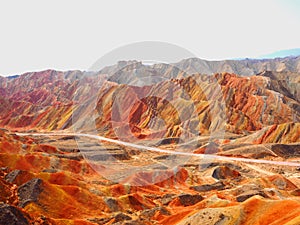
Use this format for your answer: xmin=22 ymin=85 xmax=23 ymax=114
xmin=0 ymin=0 xmax=299 ymax=76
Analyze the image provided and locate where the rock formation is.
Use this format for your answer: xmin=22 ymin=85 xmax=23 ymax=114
xmin=0 ymin=58 xmax=299 ymax=224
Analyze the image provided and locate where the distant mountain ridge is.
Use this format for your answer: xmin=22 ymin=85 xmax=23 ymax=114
xmin=173 ymin=56 xmax=300 ymax=76
xmin=2 ymin=55 xmax=300 ymax=79
xmin=259 ymin=48 xmax=300 ymax=59
xmin=91 ymin=56 xmax=300 ymax=84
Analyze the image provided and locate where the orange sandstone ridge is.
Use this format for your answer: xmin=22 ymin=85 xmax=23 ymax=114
xmin=0 ymin=71 xmax=299 ymax=137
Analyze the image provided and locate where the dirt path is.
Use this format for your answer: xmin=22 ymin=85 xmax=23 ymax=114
xmin=16 ymin=132 xmax=300 ymax=167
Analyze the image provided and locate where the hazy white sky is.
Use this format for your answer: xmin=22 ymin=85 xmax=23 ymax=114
xmin=0 ymin=0 xmax=299 ymax=76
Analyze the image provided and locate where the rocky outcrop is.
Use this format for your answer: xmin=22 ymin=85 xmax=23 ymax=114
xmin=0 ymin=203 xmax=29 ymax=225
xmin=18 ymin=178 xmax=43 ymax=208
